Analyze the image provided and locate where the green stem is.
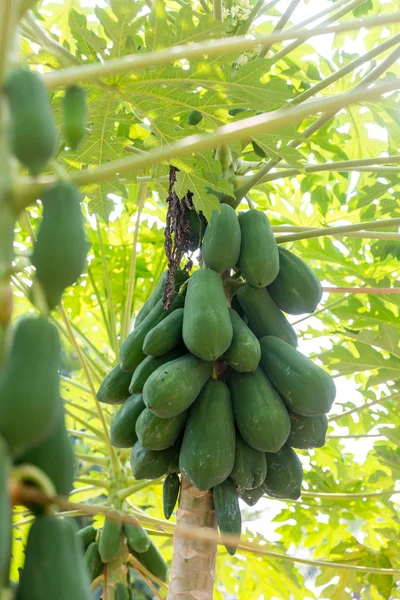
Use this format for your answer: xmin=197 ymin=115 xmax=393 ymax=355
xmin=271 ymin=0 xmax=368 ymax=63
xmin=88 ymin=266 xmax=114 ymax=352
xmin=301 ymin=489 xmax=396 ymax=500
xmin=70 ymin=319 xmax=113 ymax=368
xmin=292 ymin=296 xmax=349 ymax=325
xmin=63 ymin=397 xmax=99 ymax=419
xmin=117 ymin=479 xmax=162 ymax=501
xmin=60 ymin=376 xmax=91 ymax=395
xmin=327 ymin=433 xmax=385 ymax=439
xmin=213 ymin=0 xmax=222 ymax=21
xmin=96 ymin=219 xmax=119 ymax=355
xmin=15 ymin=79 xmax=400 ymax=208
xmin=67 ymin=428 xmax=104 ymax=441
xmin=40 ymin=13 xmax=400 ymax=90
xmin=74 ymin=452 xmax=109 ymax=467
xmin=0 ymin=0 xmax=18 ymax=85
xmin=275 ymin=217 xmax=400 ymax=243
xmin=198 ymin=0 xmax=211 ymax=13
xmin=121 ymin=183 xmax=148 ymax=341
xmin=329 ymin=392 xmax=400 ymax=422
xmin=64 ymin=407 xmax=106 ymax=439
xmin=58 ymin=306 xmax=120 ymax=472
xmin=322 ymin=287 xmax=400 ymax=295
xmin=238 ymin=157 xmax=400 ymax=186
xmin=74 ymin=476 xmax=111 ymax=489
xmin=258 ymin=0 xmax=301 ymax=58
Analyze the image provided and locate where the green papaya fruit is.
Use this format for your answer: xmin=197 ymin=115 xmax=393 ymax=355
xmin=0 ymin=437 xmax=11 ymax=587
xmin=163 ymin=473 xmax=180 ymax=520
xmin=259 ymin=336 xmax=336 ymax=416
xmin=237 ymin=210 xmax=279 ymax=287
xmin=130 ymin=441 xmax=180 ymax=480
xmin=226 ymin=367 xmax=290 ymax=453
xmin=230 ymin=432 xmax=267 ymax=490
xmin=16 ymin=411 xmax=75 ymax=497
xmin=5 ymin=68 xmax=56 ymax=175
xmin=99 ymin=515 xmax=123 ymax=563
xmin=124 ymin=522 xmax=151 ymax=554
xmin=130 ymin=540 xmax=168 ymax=582
xmin=84 ymin=541 xmax=103 ymax=582
xmin=129 ymin=346 xmax=186 ymax=394
xmin=120 ymin=293 xmax=184 ymax=372
xmin=97 ymin=364 xmax=133 ymax=405
xmin=213 ymin=478 xmax=241 ymax=555
xmin=0 ymin=316 xmax=61 ymax=458
xmin=187 ymin=109 xmax=203 ymax=125
xmin=115 ymin=583 xmax=130 ymax=600
xmin=110 ymin=394 xmax=145 ymax=448
xmin=186 ymin=208 xmax=207 ymax=252
xmin=224 ymin=308 xmax=260 ymax=372
xmin=288 ymin=413 xmax=328 ymax=449
xmin=267 ymin=246 xmax=322 ymax=314
xmin=31 ymin=182 xmax=87 ymax=310
xmin=142 ymin=308 xmax=184 ymax=357
xmin=16 ymin=515 xmax=92 ymax=600
xmin=239 ymin=485 xmax=265 ymax=507
xmin=143 ymin=353 xmax=212 ymax=418
xmin=183 ymin=269 xmax=232 ymax=361
xmin=135 ymin=270 xmax=188 ymax=327
xmin=179 ymin=379 xmax=235 ymax=491
xmin=237 ymin=284 xmax=297 ymax=347
xmin=263 ymin=445 xmax=303 ymax=500
xmin=63 ymin=86 xmax=87 ymax=150
xmin=230 ymin=294 xmax=246 ymax=320
xmin=77 ymin=525 xmax=97 ymax=550
xmin=135 ymin=408 xmax=187 ymax=451
xmin=202 ymin=204 xmax=241 ymax=273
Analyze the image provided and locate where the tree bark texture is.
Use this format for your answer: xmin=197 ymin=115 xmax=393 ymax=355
xmin=167 ymin=477 xmax=217 ymax=600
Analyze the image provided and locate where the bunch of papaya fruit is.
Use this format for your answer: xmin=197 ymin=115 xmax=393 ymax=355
xmin=0 ymin=67 xmax=91 ymax=597
xmin=98 ymin=201 xmax=336 ymax=555
xmin=78 ymin=519 xmax=168 ymax=593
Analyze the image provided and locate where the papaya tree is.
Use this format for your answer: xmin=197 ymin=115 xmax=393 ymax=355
xmin=1 ymin=1 xmax=400 ymax=599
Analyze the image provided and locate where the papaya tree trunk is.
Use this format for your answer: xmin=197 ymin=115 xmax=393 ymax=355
xmin=167 ymin=477 xmax=217 ymax=600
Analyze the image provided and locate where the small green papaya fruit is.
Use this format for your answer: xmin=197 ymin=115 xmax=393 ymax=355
xmin=187 ymin=110 xmax=203 ymax=125
xmin=63 ymin=86 xmax=87 ymax=150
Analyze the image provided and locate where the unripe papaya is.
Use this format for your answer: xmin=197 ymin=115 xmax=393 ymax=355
xmin=16 ymin=515 xmax=92 ymax=600
xmin=202 ymin=204 xmax=241 ymax=273
xmin=31 ymin=182 xmax=87 ymax=310
xmin=187 ymin=109 xmax=203 ymax=125
xmin=135 ymin=408 xmax=187 ymax=451
xmin=84 ymin=541 xmax=103 ymax=582
xmin=63 ymin=86 xmax=87 ymax=150
xmin=16 ymin=411 xmax=75 ymax=497
xmin=5 ymin=68 xmax=56 ymax=175
xmin=288 ymin=413 xmax=328 ymax=449
xmin=135 ymin=270 xmax=188 ymax=327
xmin=77 ymin=525 xmax=97 ymax=550
xmin=213 ymin=478 xmax=241 ymax=555
xmin=230 ymin=432 xmax=266 ymax=490
xmin=268 ymin=246 xmax=322 ymax=314
xmin=142 ymin=308 xmax=184 ymax=357
xmin=128 ymin=346 xmax=186 ymax=394
xmin=97 ymin=364 xmax=133 ymax=405
xmin=183 ymin=269 xmax=232 ymax=361
xmin=179 ymin=379 xmax=235 ymax=491
xmin=239 ymin=484 xmax=265 ymax=507
xmin=120 ymin=293 xmax=184 ymax=372
xmin=163 ymin=473 xmax=180 ymax=520
xmin=130 ymin=540 xmax=168 ymax=582
xmin=223 ymin=308 xmax=260 ymax=372
xmin=110 ymin=394 xmax=145 ymax=448
xmin=238 ymin=210 xmax=279 ymax=287
xmin=124 ymin=521 xmax=151 ymax=554
xmin=263 ymin=445 xmax=303 ymax=500
xmin=0 ymin=316 xmax=61 ymax=458
xmin=130 ymin=441 xmax=180 ymax=480
xmin=99 ymin=515 xmax=123 ymax=563
xmin=186 ymin=208 xmax=207 ymax=252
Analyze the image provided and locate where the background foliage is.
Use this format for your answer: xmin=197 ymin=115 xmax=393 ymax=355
xmin=12 ymin=0 xmax=400 ymax=598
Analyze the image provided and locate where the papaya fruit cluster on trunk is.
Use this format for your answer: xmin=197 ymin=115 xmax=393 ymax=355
xmin=99 ymin=202 xmax=335 ymax=556
xmin=0 ymin=68 xmax=91 ymax=596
